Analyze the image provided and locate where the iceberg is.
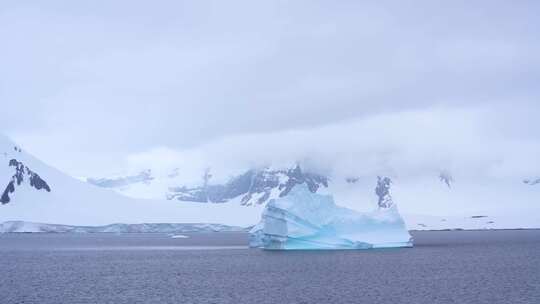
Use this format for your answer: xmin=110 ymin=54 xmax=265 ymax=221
xmin=250 ymin=178 xmax=413 ymax=250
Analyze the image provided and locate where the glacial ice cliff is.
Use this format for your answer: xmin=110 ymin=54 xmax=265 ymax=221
xmin=250 ymin=180 xmax=412 ymax=250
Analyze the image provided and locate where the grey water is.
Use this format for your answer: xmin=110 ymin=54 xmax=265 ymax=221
xmin=0 ymin=230 xmax=539 ymax=304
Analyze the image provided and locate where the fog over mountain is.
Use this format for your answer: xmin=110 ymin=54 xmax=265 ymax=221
xmin=1 ymin=1 xmax=539 ymax=217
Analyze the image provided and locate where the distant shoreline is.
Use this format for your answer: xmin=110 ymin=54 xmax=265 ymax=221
xmin=2 ymin=228 xmax=540 ymax=234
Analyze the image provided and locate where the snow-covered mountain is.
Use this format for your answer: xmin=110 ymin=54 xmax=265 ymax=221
xmin=87 ymin=165 xmax=329 ymax=206
xmin=0 ymin=134 xmax=263 ymax=227
xmin=84 ymin=164 xmax=540 ymax=230
xmin=2 ymin=133 xmax=539 ymax=232
xmin=167 ymin=166 xmax=329 ymax=205
xmin=84 ymin=167 xmax=462 ymax=207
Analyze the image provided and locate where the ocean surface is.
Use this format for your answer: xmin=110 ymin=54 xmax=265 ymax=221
xmin=0 ymin=230 xmax=539 ymax=304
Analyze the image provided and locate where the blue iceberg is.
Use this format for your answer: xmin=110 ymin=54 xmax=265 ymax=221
xmin=250 ymin=178 xmax=413 ymax=250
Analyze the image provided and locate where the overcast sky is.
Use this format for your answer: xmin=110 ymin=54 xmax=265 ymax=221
xmin=1 ymin=0 xmax=539 ymax=180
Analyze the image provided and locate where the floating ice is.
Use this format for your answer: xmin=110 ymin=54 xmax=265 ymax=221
xmin=250 ymin=180 xmax=412 ymax=250
xmin=170 ymin=234 xmax=189 ymax=239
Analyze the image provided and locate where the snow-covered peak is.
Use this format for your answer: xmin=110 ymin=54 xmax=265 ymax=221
xmin=86 ymin=165 xmax=330 ymax=206
xmin=167 ymin=165 xmax=329 ymax=206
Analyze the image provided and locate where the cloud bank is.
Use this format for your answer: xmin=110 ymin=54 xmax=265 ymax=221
xmin=125 ymin=104 xmax=540 ymax=185
xmin=1 ymin=0 xmax=539 ymax=182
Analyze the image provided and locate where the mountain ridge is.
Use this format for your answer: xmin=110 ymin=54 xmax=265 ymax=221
xmin=2 ymin=133 xmax=539 ymax=230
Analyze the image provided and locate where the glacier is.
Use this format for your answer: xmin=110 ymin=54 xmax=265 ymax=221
xmin=0 ymin=221 xmax=245 ymax=233
xmin=250 ymin=182 xmax=413 ymax=250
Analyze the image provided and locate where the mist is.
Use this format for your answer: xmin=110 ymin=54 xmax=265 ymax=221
xmin=1 ymin=0 xmax=539 ymax=186
xmin=125 ymin=104 xmax=540 ymax=183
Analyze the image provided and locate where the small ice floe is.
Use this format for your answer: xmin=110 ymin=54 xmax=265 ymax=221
xmin=170 ymin=234 xmax=189 ymax=239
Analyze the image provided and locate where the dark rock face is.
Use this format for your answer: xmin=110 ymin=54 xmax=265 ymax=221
xmin=278 ymin=165 xmax=328 ymax=196
xmin=439 ymin=171 xmax=453 ymax=188
xmin=1 ymin=181 xmax=15 ymax=205
xmin=239 ymin=169 xmax=280 ymax=205
xmin=375 ymin=176 xmax=393 ymax=208
xmin=523 ymin=178 xmax=540 ymax=185
xmin=167 ymin=165 xmax=329 ymax=205
xmin=87 ymin=170 xmax=153 ymax=188
xmin=346 ymin=177 xmax=359 ymax=184
xmin=1 ymin=159 xmax=51 ymax=204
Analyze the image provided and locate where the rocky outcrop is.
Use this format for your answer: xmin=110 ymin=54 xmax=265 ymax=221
xmin=439 ymin=171 xmax=453 ymax=188
xmin=375 ymin=176 xmax=393 ymax=208
xmin=1 ymin=159 xmax=51 ymax=204
xmin=167 ymin=165 xmax=329 ymax=205
xmin=346 ymin=177 xmax=359 ymax=184
xmin=523 ymin=178 xmax=540 ymax=185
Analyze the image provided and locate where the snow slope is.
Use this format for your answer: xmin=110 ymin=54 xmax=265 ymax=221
xmin=0 ymin=134 xmax=263 ymax=227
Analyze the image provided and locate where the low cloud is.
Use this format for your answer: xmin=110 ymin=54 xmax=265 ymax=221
xmin=3 ymin=1 xmax=540 ymax=178
xmin=125 ymin=104 xmax=540 ymax=184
